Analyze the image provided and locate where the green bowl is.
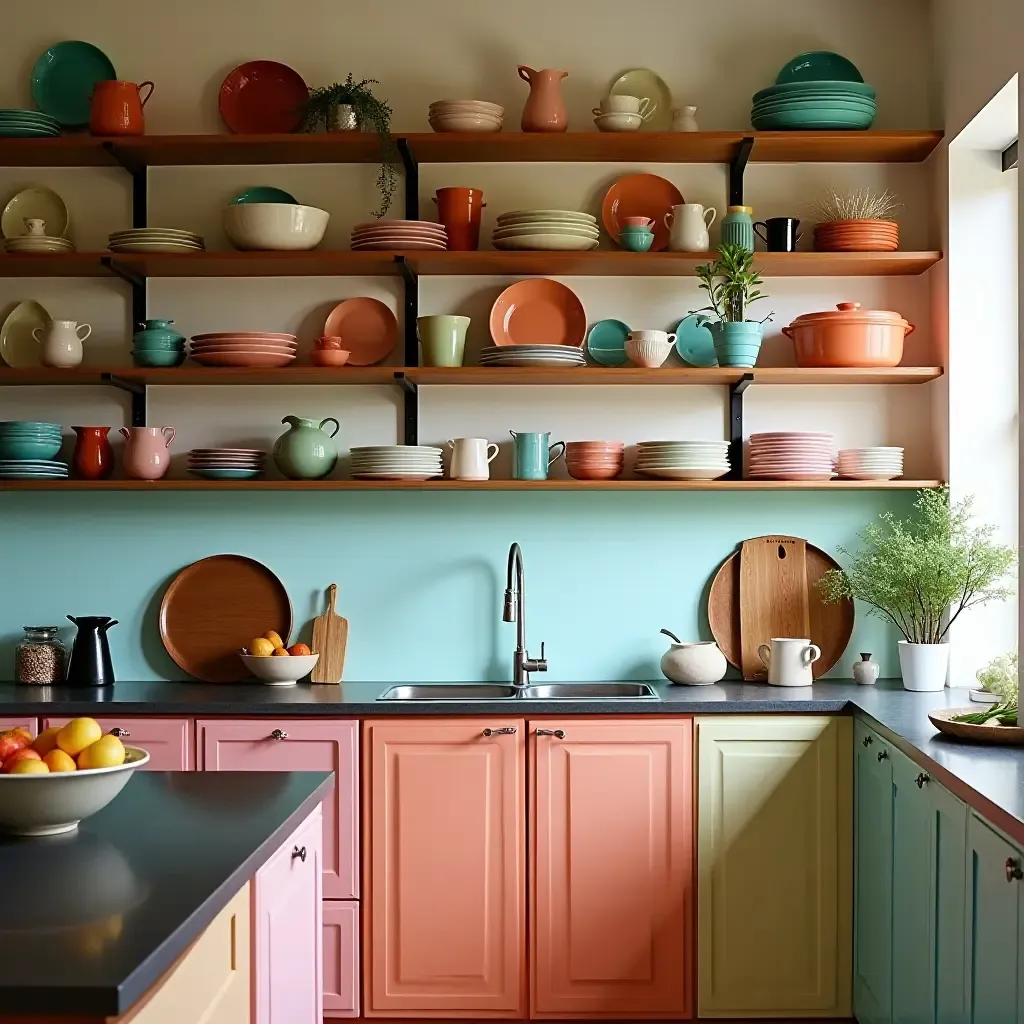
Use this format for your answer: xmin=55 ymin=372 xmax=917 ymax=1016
xmin=229 ymin=186 xmax=298 ymax=205
xmin=132 ymin=337 xmax=186 ymax=350
xmin=131 ymin=350 xmax=187 ymax=368
xmin=775 ymin=51 xmax=863 ymax=84
xmin=0 ymin=437 xmax=63 ymax=460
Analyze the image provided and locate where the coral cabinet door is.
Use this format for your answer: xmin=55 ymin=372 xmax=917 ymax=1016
xmin=364 ymin=718 xmax=526 ymax=1018
xmin=531 ymin=718 xmax=693 ymax=1019
xmin=199 ymin=719 xmax=358 ymax=898
xmin=45 ymin=716 xmax=192 ymax=770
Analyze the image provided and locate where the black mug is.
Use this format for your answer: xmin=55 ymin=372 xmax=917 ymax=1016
xmin=755 ymin=217 xmax=801 ymax=252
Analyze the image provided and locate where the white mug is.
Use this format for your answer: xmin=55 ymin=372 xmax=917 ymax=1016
xmin=665 ymin=203 xmax=717 ymax=252
xmin=448 ymin=437 xmax=499 ymax=481
xmin=758 ymin=637 xmax=821 ymax=687
xmin=33 ymin=319 xmax=91 ymax=369
xmin=595 ymin=94 xmax=654 ymax=119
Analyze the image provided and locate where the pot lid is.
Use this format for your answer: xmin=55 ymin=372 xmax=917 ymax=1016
xmin=787 ymin=301 xmax=911 ymax=328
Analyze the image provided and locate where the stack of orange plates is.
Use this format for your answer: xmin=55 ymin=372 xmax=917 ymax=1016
xmin=813 ymin=218 xmax=899 ymax=252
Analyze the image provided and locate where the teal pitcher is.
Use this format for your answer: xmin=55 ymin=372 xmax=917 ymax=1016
xmin=273 ymin=415 xmax=340 ymax=480
xmin=721 ymin=206 xmax=755 ymax=252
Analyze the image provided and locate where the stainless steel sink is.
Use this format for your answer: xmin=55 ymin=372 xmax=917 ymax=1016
xmin=519 ymin=682 xmax=660 ymax=700
xmin=377 ymin=681 xmax=659 ymax=701
xmin=378 ymin=683 xmax=519 ymax=701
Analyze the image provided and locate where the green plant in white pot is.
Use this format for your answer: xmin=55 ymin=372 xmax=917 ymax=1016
xmin=693 ymin=244 xmax=773 ymax=367
xmin=818 ymin=488 xmax=1016 ymax=691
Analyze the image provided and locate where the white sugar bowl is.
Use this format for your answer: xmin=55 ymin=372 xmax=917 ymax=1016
xmin=660 ymin=631 xmax=728 ymax=685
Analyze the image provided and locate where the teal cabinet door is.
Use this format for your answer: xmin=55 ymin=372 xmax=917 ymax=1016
xmin=931 ymin=781 xmax=967 ymax=1024
xmin=854 ymin=720 xmax=893 ymax=1024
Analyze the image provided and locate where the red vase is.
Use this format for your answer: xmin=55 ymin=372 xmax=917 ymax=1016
xmin=72 ymin=426 xmax=114 ymax=479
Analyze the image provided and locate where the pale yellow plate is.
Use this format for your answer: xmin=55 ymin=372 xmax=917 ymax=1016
xmin=608 ymin=68 xmax=673 ymax=131
xmin=1 ymin=187 xmax=68 ymax=239
xmin=0 ymin=299 xmax=49 ymax=367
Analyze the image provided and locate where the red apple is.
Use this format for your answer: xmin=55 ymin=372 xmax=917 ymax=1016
xmin=2 ymin=748 xmax=41 ymax=772
xmin=0 ymin=729 xmax=31 ymax=762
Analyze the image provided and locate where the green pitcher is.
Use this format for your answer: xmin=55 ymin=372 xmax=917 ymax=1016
xmin=272 ymin=415 xmax=340 ymax=480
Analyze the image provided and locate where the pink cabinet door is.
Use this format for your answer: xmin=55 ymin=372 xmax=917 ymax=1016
xmin=364 ymin=719 xmax=525 ymax=1018
xmin=323 ymin=901 xmax=360 ymax=1018
xmin=531 ymin=718 xmax=694 ymax=1019
xmin=44 ymin=716 xmax=192 ymax=770
xmin=255 ymin=804 xmax=323 ymax=1024
xmin=199 ymin=719 xmax=358 ymax=899
xmin=0 ymin=718 xmax=36 ymax=737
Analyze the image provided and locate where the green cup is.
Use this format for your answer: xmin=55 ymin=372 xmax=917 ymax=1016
xmin=418 ymin=315 xmax=470 ymax=367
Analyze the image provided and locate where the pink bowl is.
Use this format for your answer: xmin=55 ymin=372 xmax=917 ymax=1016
xmin=567 ymin=463 xmax=623 ymax=480
xmin=311 ymin=349 xmax=352 ymax=367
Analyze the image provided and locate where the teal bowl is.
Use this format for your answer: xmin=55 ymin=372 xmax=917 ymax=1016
xmin=188 ymin=468 xmax=263 ymax=480
xmin=0 ymin=421 xmax=62 ymax=432
xmin=0 ymin=436 xmax=63 ymax=460
xmin=131 ymin=349 xmax=187 ymax=368
xmin=619 ymin=229 xmax=655 ymax=253
xmin=132 ymin=337 xmax=186 ymax=350
xmin=775 ymin=51 xmax=864 ymax=84
xmin=0 ymin=426 xmax=62 ymax=436
xmin=229 ymin=186 xmax=298 ymax=205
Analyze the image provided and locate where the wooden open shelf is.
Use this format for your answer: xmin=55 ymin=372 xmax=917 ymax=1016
xmin=0 ymin=254 xmax=113 ymax=278
xmin=105 ymin=251 xmax=403 ymax=278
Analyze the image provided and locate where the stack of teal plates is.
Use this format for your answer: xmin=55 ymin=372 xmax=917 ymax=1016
xmin=0 ymin=421 xmax=65 ymax=477
xmin=0 ymin=110 xmax=61 ymax=138
xmin=0 ymin=459 xmax=68 ymax=479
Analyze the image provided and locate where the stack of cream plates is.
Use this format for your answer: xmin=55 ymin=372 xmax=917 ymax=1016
xmin=350 ymin=445 xmax=444 ymax=481
xmin=4 ymin=234 xmax=74 ymax=254
xmin=492 ymin=210 xmax=599 ymax=251
xmin=350 ymin=220 xmax=447 ymax=251
xmin=837 ymin=446 xmax=904 ymax=480
xmin=635 ymin=440 xmax=732 ymax=480
xmin=480 ymin=344 xmax=585 ymax=367
xmin=108 ymin=229 xmax=206 ymax=254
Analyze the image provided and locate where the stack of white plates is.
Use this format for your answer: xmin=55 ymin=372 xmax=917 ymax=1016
xmin=480 ymin=345 xmax=585 ymax=367
xmin=837 ymin=446 xmax=904 ymax=480
xmin=108 ymin=229 xmax=205 ymax=254
xmin=4 ymin=234 xmax=74 ymax=254
xmin=635 ymin=440 xmax=731 ymax=480
xmin=429 ymin=100 xmax=504 ymax=133
xmin=493 ymin=210 xmax=599 ymax=252
xmin=187 ymin=448 xmax=267 ymax=480
xmin=350 ymin=445 xmax=444 ymax=481
xmin=350 ymin=220 xmax=447 ymax=252
xmin=189 ymin=332 xmax=297 ymax=369
xmin=748 ymin=432 xmax=836 ymax=480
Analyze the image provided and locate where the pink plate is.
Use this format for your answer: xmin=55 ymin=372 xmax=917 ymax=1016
xmin=352 ymin=224 xmax=446 ymax=236
xmin=323 ymin=297 xmax=398 ymax=366
xmin=189 ymin=342 xmax=297 ymax=352
xmin=189 ymin=448 xmax=265 ymax=456
xmin=191 ymin=332 xmax=296 ymax=342
xmin=191 ymin=352 xmax=296 ymax=368
xmin=219 ymin=61 xmax=309 ymax=134
xmin=353 ymin=220 xmax=444 ymax=231
xmin=489 ymin=279 xmax=586 ymax=347
xmin=352 ymin=239 xmax=447 ymax=251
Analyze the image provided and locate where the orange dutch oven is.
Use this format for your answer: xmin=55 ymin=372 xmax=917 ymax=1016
xmin=783 ymin=301 xmax=915 ymax=368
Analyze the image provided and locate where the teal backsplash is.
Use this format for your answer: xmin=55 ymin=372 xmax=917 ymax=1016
xmin=0 ymin=491 xmax=915 ymax=683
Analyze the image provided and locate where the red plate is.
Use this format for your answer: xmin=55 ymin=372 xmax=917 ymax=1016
xmin=601 ymin=173 xmax=683 ymax=251
xmin=219 ymin=61 xmax=309 ymax=134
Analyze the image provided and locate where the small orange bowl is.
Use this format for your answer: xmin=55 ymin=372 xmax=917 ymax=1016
xmin=311 ymin=349 xmax=351 ymax=367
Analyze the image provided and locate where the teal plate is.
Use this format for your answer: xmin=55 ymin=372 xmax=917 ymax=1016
xmin=0 ymin=471 xmax=68 ymax=478
xmin=752 ymin=115 xmax=874 ymax=130
xmin=673 ymin=314 xmax=717 ymax=367
xmin=0 ymin=109 xmax=60 ymax=123
xmin=188 ymin=468 xmax=263 ymax=480
xmin=775 ymin=51 xmax=863 ymax=84
xmin=586 ymin=319 xmax=631 ymax=366
xmin=0 ymin=126 xmax=61 ymax=138
xmin=31 ymin=41 xmax=116 ymax=126
xmin=754 ymin=81 xmax=875 ymax=101
xmin=229 ymin=186 xmax=298 ymax=205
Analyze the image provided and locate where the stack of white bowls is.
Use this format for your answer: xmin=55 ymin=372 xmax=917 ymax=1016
xmin=837 ymin=446 xmax=904 ymax=480
xmin=635 ymin=440 xmax=731 ymax=480
xmin=350 ymin=220 xmax=447 ymax=251
xmin=4 ymin=233 xmax=74 ymax=254
xmin=108 ymin=229 xmax=205 ymax=254
xmin=748 ymin=432 xmax=836 ymax=480
xmin=492 ymin=210 xmax=599 ymax=251
xmin=189 ymin=332 xmax=297 ymax=368
xmin=480 ymin=345 xmax=585 ymax=368
xmin=429 ymin=100 xmax=504 ymax=133
xmin=350 ymin=445 xmax=444 ymax=480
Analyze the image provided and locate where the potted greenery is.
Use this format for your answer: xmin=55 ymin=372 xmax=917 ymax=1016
xmin=693 ymin=243 xmax=773 ymax=367
xmin=301 ymin=75 xmax=398 ymax=218
xmin=819 ymin=488 xmax=1016 ymax=691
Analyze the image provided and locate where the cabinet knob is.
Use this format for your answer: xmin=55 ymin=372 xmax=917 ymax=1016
xmin=862 ymin=735 xmax=873 ymax=747
xmin=292 ymin=845 xmax=307 ymax=863
xmin=915 ymin=773 xmax=931 ymax=789
xmin=110 ymin=727 xmax=130 ymax=738
xmin=877 ymin=749 xmax=888 ymax=761
xmin=1007 ymin=858 xmax=1023 ymax=883
xmin=482 ymin=727 xmax=516 ymax=736
xmin=536 ymin=728 xmax=565 ymax=738
xmin=270 ymin=729 xmax=288 ymax=740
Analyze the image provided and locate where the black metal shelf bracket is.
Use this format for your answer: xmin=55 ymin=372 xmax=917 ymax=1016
xmin=104 ymin=374 xmax=148 ymax=427
xmin=397 ymin=137 xmax=419 ymax=220
xmin=398 ymin=257 xmax=419 ymax=368
xmin=102 ymin=142 xmax=148 ymax=327
xmin=727 ymin=373 xmax=754 ymax=479
xmin=728 ymin=137 xmax=755 ymax=207
xmin=394 ymin=372 xmax=419 ymax=447
xmin=101 ymin=257 xmax=146 ymax=328
xmin=1003 ymin=139 xmax=1018 ymax=172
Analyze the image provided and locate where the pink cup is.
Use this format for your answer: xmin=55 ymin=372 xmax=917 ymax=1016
xmin=119 ymin=425 xmax=174 ymax=480
xmin=620 ymin=216 xmax=654 ymax=229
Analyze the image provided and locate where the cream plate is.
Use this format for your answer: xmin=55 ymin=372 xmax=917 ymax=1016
xmin=636 ymin=467 xmax=730 ymax=480
xmin=1 ymin=187 xmax=69 ymax=239
xmin=109 ymin=242 xmax=205 ymax=253
xmin=493 ymin=235 xmax=600 ymax=251
xmin=608 ymin=68 xmax=673 ymax=131
xmin=0 ymin=299 xmax=49 ymax=367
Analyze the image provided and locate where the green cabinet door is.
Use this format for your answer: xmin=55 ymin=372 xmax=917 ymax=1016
xmin=854 ymin=720 xmax=893 ymax=1024
xmin=931 ymin=781 xmax=967 ymax=1024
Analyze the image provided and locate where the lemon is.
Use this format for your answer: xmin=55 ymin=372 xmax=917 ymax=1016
xmin=77 ymin=734 xmax=126 ymax=771
xmin=251 ymin=637 xmax=275 ymax=657
xmin=43 ymin=749 xmax=78 ymax=773
xmin=263 ymin=630 xmax=285 ymax=650
xmin=57 ymin=717 xmax=102 ymax=757
xmin=32 ymin=726 xmax=62 ymax=755
xmin=9 ymin=759 xmax=49 ymax=774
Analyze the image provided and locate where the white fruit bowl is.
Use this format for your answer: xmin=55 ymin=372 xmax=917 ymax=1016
xmin=223 ymin=203 xmax=330 ymax=251
xmin=239 ymin=652 xmax=319 ymax=686
xmin=0 ymin=746 xmax=150 ymax=837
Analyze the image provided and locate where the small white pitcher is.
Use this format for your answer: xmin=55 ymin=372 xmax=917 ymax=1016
xmin=448 ymin=437 xmax=499 ymax=481
xmin=34 ymin=319 xmax=92 ymax=368
xmin=758 ymin=637 xmax=821 ymax=687
xmin=665 ymin=204 xmax=717 ymax=252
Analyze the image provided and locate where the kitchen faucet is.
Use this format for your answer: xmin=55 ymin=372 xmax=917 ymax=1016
xmin=503 ymin=542 xmax=548 ymax=688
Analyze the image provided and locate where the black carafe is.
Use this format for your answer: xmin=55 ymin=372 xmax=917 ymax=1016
xmin=66 ymin=616 xmax=118 ymax=687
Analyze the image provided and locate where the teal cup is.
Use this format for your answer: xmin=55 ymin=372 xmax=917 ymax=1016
xmin=418 ymin=315 xmax=470 ymax=367
xmin=511 ymin=430 xmax=565 ymax=480
xmin=619 ymin=228 xmax=654 ymax=252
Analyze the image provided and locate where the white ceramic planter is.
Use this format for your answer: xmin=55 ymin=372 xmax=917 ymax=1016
xmin=660 ymin=641 xmax=728 ymax=685
xmin=898 ymin=641 xmax=950 ymax=691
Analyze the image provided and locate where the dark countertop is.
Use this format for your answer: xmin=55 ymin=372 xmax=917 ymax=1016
xmin=0 ymin=770 xmax=332 ymax=1016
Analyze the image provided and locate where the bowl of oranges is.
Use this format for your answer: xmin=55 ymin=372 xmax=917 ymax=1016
xmin=239 ymin=629 xmax=318 ymax=686
xmin=0 ymin=719 xmax=149 ymax=836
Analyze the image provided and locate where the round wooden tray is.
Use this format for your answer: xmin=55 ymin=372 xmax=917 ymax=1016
xmin=928 ymin=707 xmax=1024 ymax=745
xmin=159 ymin=554 xmax=292 ymax=682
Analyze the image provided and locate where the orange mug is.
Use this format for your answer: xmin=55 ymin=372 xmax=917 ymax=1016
xmin=90 ymin=80 xmax=154 ymax=136
xmin=432 ymin=187 xmax=486 ymax=251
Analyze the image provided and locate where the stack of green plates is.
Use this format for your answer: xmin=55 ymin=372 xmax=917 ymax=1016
xmin=0 ymin=109 xmax=61 ymax=138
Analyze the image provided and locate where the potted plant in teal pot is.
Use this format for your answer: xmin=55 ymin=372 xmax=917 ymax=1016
xmin=694 ymin=244 xmax=772 ymax=367
xmin=818 ymin=488 xmax=1016 ymax=691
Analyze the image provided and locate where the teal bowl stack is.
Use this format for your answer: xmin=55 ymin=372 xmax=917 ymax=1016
xmin=751 ymin=51 xmax=876 ymax=130
xmin=0 ymin=422 xmax=68 ymax=478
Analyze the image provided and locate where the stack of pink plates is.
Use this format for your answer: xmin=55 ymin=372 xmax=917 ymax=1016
xmin=565 ymin=441 xmax=625 ymax=480
xmin=187 ymin=448 xmax=266 ymax=480
xmin=350 ymin=220 xmax=448 ymax=251
xmin=189 ymin=333 xmax=297 ymax=368
xmin=837 ymin=447 xmax=904 ymax=480
xmin=748 ymin=432 xmax=836 ymax=480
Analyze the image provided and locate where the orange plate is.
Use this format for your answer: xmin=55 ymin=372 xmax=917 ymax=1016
xmin=601 ymin=173 xmax=684 ymax=251
xmin=323 ymin=297 xmax=398 ymax=365
xmin=488 ymin=279 xmax=586 ymax=347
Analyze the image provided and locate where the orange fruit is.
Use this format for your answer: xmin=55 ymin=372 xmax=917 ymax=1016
xmin=272 ymin=647 xmax=291 ymax=657
xmin=43 ymin=749 xmax=77 ymax=773
xmin=263 ymin=630 xmax=285 ymax=650
xmin=57 ymin=717 xmax=102 ymax=757
xmin=9 ymin=759 xmax=48 ymax=774
xmin=32 ymin=726 xmax=62 ymax=755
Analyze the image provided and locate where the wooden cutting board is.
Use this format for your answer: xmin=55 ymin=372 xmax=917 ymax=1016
xmin=739 ymin=537 xmax=810 ymax=679
xmin=708 ymin=535 xmax=853 ymax=680
xmin=310 ymin=583 xmax=348 ymax=684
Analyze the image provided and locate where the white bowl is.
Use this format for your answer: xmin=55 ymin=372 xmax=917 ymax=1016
xmin=239 ymin=652 xmax=320 ymax=686
xmin=0 ymin=746 xmax=150 ymax=837
xmin=429 ymin=113 xmax=503 ymax=133
xmin=594 ymin=112 xmax=642 ymax=132
xmin=626 ymin=336 xmax=673 ymax=367
xmin=223 ymin=203 xmax=329 ymax=251
xmin=430 ymin=99 xmax=504 ymax=115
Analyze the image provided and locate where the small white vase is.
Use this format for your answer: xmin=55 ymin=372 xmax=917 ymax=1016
xmin=898 ymin=641 xmax=949 ymax=691
xmin=672 ymin=105 xmax=699 ymax=131
xmin=852 ymin=652 xmax=880 ymax=685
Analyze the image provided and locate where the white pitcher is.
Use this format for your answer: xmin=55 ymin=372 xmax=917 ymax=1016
xmin=665 ymin=203 xmax=717 ymax=252
xmin=448 ymin=437 xmax=499 ymax=481
xmin=33 ymin=319 xmax=92 ymax=368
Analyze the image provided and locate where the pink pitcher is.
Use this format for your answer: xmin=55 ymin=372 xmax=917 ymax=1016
xmin=518 ymin=66 xmax=568 ymax=132
xmin=120 ymin=426 xmax=174 ymax=480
